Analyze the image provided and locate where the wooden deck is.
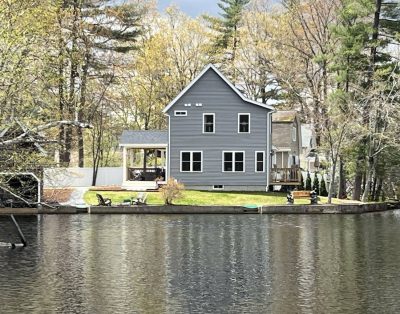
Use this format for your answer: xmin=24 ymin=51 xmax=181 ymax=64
xmin=270 ymin=167 xmax=301 ymax=185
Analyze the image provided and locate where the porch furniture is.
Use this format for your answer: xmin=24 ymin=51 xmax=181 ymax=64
xmin=132 ymin=192 xmax=147 ymax=205
xmin=96 ymin=193 xmax=112 ymax=206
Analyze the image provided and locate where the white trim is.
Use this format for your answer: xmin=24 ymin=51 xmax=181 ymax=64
xmin=202 ymin=113 xmax=215 ymax=134
xmin=119 ymin=144 xmax=168 ymax=148
xmin=255 ymin=151 xmax=265 ymax=173
xmin=180 ymin=151 xmax=203 ymax=173
xmin=292 ymin=126 xmax=297 ymax=142
xmin=163 ymin=64 xmax=275 ymax=113
xmin=222 ymin=151 xmax=245 ymax=172
xmin=174 ymin=110 xmax=187 ymax=116
xmin=238 ymin=113 xmax=251 ymax=133
xmin=212 ymin=185 xmax=224 ymax=190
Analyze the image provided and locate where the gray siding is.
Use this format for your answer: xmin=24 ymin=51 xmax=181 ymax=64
xmin=167 ymin=69 xmax=271 ymax=188
xmin=272 ymin=119 xmax=301 ymax=161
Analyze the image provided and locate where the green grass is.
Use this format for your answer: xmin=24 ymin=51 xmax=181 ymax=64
xmin=84 ymin=190 xmax=322 ymax=206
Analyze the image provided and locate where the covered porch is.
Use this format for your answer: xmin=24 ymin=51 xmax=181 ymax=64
xmin=119 ymin=130 xmax=168 ymax=190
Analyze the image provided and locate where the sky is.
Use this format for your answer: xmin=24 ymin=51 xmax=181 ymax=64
xmin=158 ymin=0 xmax=221 ymax=17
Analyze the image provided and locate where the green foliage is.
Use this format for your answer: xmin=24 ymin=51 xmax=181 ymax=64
xmin=320 ymin=176 xmax=328 ymax=197
xmin=298 ymin=172 xmax=305 ymax=190
xmin=312 ymin=173 xmax=320 ymax=195
xmin=306 ymin=172 xmax=312 ymax=191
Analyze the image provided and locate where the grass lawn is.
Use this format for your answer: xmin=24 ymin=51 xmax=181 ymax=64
xmin=84 ymin=190 xmax=354 ymax=206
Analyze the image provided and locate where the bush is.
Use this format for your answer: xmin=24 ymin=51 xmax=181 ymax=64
xmin=313 ymin=173 xmax=320 ymax=195
xmin=320 ymin=176 xmax=328 ymax=196
xmin=160 ymin=178 xmax=184 ymax=205
xmin=298 ymin=172 xmax=305 ymax=190
xmin=306 ymin=171 xmax=312 ymax=191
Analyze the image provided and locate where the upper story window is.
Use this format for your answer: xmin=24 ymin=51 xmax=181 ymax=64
xmin=181 ymin=151 xmax=202 ymax=172
xmin=174 ymin=110 xmax=187 ymax=116
xmin=223 ymin=151 xmax=245 ymax=172
xmin=238 ymin=113 xmax=250 ymax=133
xmin=255 ymin=151 xmax=265 ymax=172
xmin=292 ymin=126 xmax=297 ymax=141
xmin=203 ymin=113 xmax=215 ymax=133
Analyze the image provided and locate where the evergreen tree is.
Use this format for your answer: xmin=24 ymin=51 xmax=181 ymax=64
xmin=306 ymin=171 xmax=312 ymax=191
xmin=298 ymin=172 xmax=305 ymax=190
xmin=320 ymin=176 xmax=328 ymax=197
xmin=205 ymin=0 xmax=250 ymax=81
xmin=313 ymin=173 xmax=320 ymax=195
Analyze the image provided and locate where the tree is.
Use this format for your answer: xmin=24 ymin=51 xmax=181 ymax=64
xmin=320 ymin=176 xmax=328 ymax=197
xmin=312 ymin=173 xmax=320 ymax=195
xmin=306 ymin=171 xmax=312 ymax=190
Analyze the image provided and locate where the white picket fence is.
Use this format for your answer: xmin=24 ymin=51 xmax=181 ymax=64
xmin=44 ymin=167 xmax=123 ymax=188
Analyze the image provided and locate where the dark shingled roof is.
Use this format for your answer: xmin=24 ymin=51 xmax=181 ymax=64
xmin=272 ymin=110 xmax=298 ymax=123
xmin=119 ymin=130 xmax=168 ymax=145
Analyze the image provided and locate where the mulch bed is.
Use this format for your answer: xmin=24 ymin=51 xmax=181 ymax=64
xmin=43 ymin=188 xmax=73 ymax=203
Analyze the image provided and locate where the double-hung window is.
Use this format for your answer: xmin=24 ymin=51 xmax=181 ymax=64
xmin=255 ymin=151 xmax=265 ymax=172
xmin=181 ymin=151 xmax=202 ymax=172
xmin=223 ymin=151 xmax=245 ymax=172
xmin=203 ymin=113 xmax=215 ymax=133
xmin=238 ymin=113 xmax=250 ymax=133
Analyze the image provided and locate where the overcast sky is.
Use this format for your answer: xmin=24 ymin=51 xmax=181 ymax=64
xmin=158 ymin=0 xmax=221 ymax=16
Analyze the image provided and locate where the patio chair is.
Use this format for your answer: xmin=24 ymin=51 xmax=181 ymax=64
xmin=96 ymin=193 xmax=112 ymax=206
xmin=132 ymin=192 xmax=147 ymax=205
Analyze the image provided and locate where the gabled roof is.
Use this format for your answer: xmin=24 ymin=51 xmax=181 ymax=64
xmin=163 ymin=64 xmax=275 ymax=113
xmin=119 ymin=130 xmax=168 ymax=146
xmin=272 ymin=110 xmax=298 ymax=123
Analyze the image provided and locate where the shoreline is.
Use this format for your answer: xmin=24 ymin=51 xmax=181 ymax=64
xmin=0 ymin=202 xmax=397 ymax=215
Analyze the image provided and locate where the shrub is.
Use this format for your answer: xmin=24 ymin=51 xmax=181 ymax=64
xmin=313 ymin=173 xmax=320 ymax=195
xmin=320 ymin=176 xmax=328 ymax=196
xmin=298 ymin=172 xmax=305 ymax=190
xmin=306 ymin=171 xmax=312 ymax=191
xmin=160 ymin=178 xmax=184 ymax=205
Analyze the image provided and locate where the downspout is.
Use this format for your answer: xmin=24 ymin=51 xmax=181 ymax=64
xmin=266 ymin=111 xmax=273 ymax=190
xmin=167 ymin=114 xmax=171 ymax=181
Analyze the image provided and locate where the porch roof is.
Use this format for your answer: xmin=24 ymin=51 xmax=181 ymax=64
xmin=119 ymin=130 xmax=168 ymax=147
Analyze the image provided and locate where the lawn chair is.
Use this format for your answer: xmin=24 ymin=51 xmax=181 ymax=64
xmin=96 ymin=193 xmax=112 ymax=206
xmin=132 ymin=192 xmax=147 ymax=205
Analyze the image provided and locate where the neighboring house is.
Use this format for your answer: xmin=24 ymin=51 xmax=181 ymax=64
xmin=300 ymin=124 xmax=319 ymax=172
xmin=271 ymin=110 xmax=302 ymax=185
xmin=120 ymin=64 xmax=300 ymax=191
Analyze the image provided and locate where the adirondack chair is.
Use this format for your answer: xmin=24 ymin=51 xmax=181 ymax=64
xmin=132 ymin=192 xmax=147 ymax=205
xmin=96 ymin=193 xmax=112 ymax=206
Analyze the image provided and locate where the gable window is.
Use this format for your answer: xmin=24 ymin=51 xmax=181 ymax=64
xmin=223 ymin=151 xmax=245 ymax=172
xmin=203 ymin=113 xmax=215 ymax=133
xmin=174 ymin=110 xmax=187 ymax=116
xmin=180 ymin=151 xmax=202 ymax=172
xmin=292 ymin=126 xmax=297 ymax=141
xmin=238 ymin=113 xmax=250 ymax=133
xmin=255 ymin=151 xmax=265 ymax=172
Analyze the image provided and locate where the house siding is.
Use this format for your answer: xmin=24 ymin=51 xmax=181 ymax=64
xmin=166 ymin=68 xmax=271 ymax=189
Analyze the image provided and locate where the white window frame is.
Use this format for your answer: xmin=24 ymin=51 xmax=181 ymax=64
xmin=255 ymin=151 xmax=265 ymax=173
xmin=292 ymin=126 xmax=297 ymax=141
xmin=238 ymin=113 xmax=251 ymax=133
xmin=180 ymin=151 xmax=203 ymax=172
xmin=222 ymin=151 xmax=245 ymax=172
xmin=203 ymin=113 xmax=215 ymax=134
xmin=212 ymin=185 xmax=224 ymax=190
xmin=174 ymin=110 xmax=187 ymax=116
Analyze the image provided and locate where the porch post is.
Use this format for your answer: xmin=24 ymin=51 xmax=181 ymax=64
xmin=122 ymin=146 xmax=127 ymax=182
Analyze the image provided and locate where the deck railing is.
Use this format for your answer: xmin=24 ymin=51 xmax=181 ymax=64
xmin=270 ymin=167 xmax=301 ymax=185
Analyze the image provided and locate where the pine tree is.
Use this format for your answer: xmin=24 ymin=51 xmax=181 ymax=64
xmin=306 ymin=171 xmax=312 ymax=191
xmin=320 ymin=176 xmax=328 ymax=197
xmin=298 ymin=172 xmax=305 ymax=190
xmin=313 ymin=173 xmax=320 ymax=195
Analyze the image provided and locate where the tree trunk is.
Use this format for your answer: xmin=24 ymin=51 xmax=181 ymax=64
xmin=338 ymin=156 xmax=347 ymax=199
xmin=77 ymin=49 xmax=89 ymax=168
xmin=328 ymin=158 xmax=338 ymax=204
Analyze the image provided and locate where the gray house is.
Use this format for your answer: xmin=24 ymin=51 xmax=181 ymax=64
xmin=120 ymin=64 xmax=277 ymax=191
xmin=271 ymin=110 xmax=302 ymax=185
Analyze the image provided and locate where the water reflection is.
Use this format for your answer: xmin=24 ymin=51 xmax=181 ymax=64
xmin=1 ymin=211 xmax=400 ymax=313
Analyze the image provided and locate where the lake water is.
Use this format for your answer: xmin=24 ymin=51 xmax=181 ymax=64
xmin=1 ymin=212 xmax=400 ymax=313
